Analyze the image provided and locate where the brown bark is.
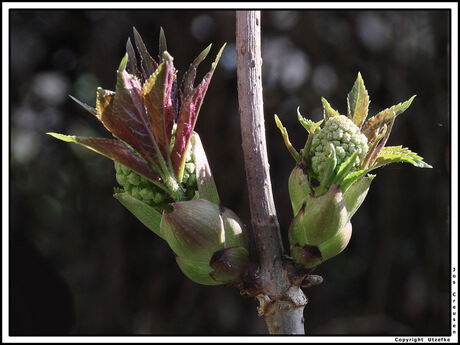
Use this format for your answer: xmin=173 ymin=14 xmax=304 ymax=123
xmin=235 ymin=10 xmax=307 ymax=335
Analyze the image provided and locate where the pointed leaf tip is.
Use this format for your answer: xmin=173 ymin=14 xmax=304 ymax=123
xmin=159 ymin=27 xmax=167 ymax=54
xmin=347 ymin=72 xmax=370 ymax=128
xmin=118 ymin=53 xmax=128 ymax=72
xmin=68 ymin=95 xmax=97 ymax=116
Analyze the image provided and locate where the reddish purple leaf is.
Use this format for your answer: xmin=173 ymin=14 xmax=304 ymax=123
xmin=133 ymin=27 xmax=158 ymax=81
xmin=48 ymin=133 xmax=159 ymax=181
xmin=143 ymin=54 xmax=177 ymax=155
xmin=126 ymin=38 xmax=141 ymax=80
xmin=95 ymin=86 xmax=155 ymax=167
xmin=171 ymin=44 xmax=225 ymax=175
xmin=180 ymin=44 xmax=211 ymax=103
xmin=108 ymin=67 xmax=161 ymax=166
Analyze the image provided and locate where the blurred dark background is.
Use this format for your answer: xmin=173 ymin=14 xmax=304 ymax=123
xmin=9 ymin=9 xmax=451 ymax=335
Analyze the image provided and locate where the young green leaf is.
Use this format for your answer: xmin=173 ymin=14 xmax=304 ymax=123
xmin=347 ymin=72 xmax=369 ymax=129
xmin=362 ymin=95 xmax=416 ymax=140
xmin=274 ymin=114 xmax=300 ymax=163
xmin=321 ymin=97 xmax=340 ymax=120
xmin=370 ymin=146 xmax=432 ymax=169
xmin=297 ymin=107 xmax=323 ymax=134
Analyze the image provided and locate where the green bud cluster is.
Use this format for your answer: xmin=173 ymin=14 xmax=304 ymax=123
xmin=275 ymin=73 xmax=431 ymax=269
xmin=310 ymin=115 xmax=369 ymax=177
xmin=114 ymin=136 xmax=197 ymax=207
xmin=114 ymin=161 xmax=170 ymax=207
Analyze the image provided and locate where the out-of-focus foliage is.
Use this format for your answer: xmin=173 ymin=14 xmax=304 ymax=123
xmin=10 ymin=10 xmax=450 ymax=335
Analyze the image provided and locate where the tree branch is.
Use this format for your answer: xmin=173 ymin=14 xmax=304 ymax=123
xmin=235 ymin=10 xmax=307 ymax=335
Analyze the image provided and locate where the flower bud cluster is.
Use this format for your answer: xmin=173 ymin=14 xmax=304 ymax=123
xmin=311 ymin=115 xmax=369 ymax=177
xmin=114 ymin=149 xmax=196 ymax=207
xmin=115 ymin=162 xmax=170 ymax=206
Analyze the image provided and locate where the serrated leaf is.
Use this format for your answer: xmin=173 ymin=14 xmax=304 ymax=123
xmin=133 ymin=27 xmax=158 ymax=80
xmin=171 ymin=44 xmax=225 ymax=177
xmin=297 ymin=107 xmax=323 ymax=134
xmin=364 ymin=111 xmax=396 ymax=168
xmin=143 ymin=52 xmax=177 ymax=156
xmin=370 ymin=146 xmax=432 ymax=170
xmin=347 ymin=72 xmax=369 ymax=129
xmin=393 ymin=95 xmax=416 ymax=116
xmin=191 ymin=132 xmax=220 ymax=205
xmin=47 ymin=133 xmax=159 ymax=181
xmin=274 ymin=114 xmax=300 ymax=163
xmin=361 ymin=123 xmax=388 ymax=169
xmin=69 ymin=95 xmax=97 ymax=116
xmin=362 ymin=95 xmax=416 ymax=141
xmin=114 ymin=191 xmax=164 ymax=238
xmin=111 ymin=61 xmax=161 ymax=166
xmin=180 ymin=44 xmax=212 ymax=102
xmin=321 ymin=97 xmax=340 ymax=120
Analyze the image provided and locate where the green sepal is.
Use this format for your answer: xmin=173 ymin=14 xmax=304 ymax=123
xmin=288 ymin=164 xmax=312 ymax=215
xmin=347 ymin=72 xmax=369 ymax=128
xmin=176 ymin=256 xmax=220 ymax=286
xmin=289 ymin=184 xmax=349 ymax=247
xmin=114 ymin=191 xmax=164 ymax=239
xmin=321 ymin=97 xmax=340 ymax=120
xmin=343 ymin=174 xmax=375 ymax=220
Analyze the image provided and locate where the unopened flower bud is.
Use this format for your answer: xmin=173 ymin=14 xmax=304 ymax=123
xmin=311 ymin=115 xmax=369 ymax=178
xmin=160 ymin=199 xmax=249 ymax=285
